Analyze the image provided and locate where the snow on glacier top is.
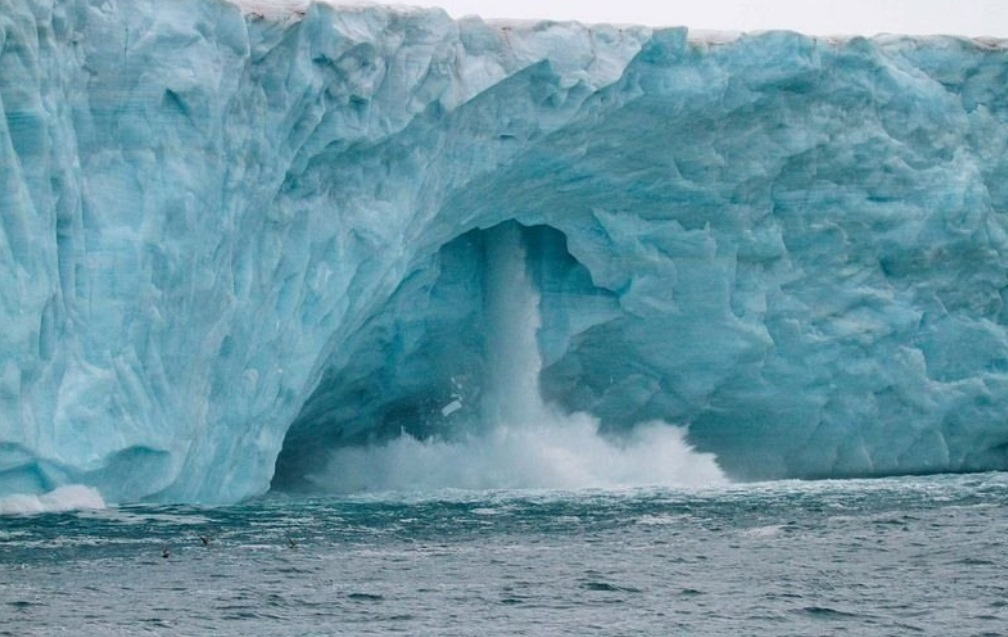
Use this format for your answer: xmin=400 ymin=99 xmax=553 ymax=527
xmin=226 ymin=0 xmax=1008 ymax=47
xmin=227 ymin=0 xmax=1008 ymax=37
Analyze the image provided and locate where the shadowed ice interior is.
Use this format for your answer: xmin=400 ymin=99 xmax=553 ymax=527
xmin=272 ymin=221 xmax=726 ymax=493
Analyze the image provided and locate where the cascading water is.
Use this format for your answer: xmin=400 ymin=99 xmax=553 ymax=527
xmin=481 ymin=222 xmax=550 ymax=428
xmin=308 ymin=222 xmax=728 ymax=493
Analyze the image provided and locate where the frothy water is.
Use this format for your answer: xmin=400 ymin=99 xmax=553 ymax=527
xmin=311 ymin=415 xmax=726 ymax=493
xmin=0 ymin=484 xmax=106 ymax=516
xmin=312 ymin=223 xmax=726 ymax=494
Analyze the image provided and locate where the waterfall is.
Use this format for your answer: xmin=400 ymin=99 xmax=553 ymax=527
xmin=311 ymin=223 xmax=729 ymax=493
xmin=481 ymin=222 xmax=548 ymax=428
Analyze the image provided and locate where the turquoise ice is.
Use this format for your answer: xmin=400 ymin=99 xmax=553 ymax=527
xmin=1 ymin=0 xmax=1007 ymax=503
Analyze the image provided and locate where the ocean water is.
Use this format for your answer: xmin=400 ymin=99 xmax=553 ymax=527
xmin=2 ymin=473 xmax=1007 ymax=636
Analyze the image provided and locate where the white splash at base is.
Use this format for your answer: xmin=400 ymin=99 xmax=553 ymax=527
xmin=0 ymin=485 xmax=107 ymax=516
xmin=310 ymin=411 xmax=727 ymax=493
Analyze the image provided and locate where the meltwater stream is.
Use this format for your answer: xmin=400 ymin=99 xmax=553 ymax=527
xmin=2 ymin=474 xmax=1007 ymax=636
xmin=308 ymin=224 xmax=726 ymax=494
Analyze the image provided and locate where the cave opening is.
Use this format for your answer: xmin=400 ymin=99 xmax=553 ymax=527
xmin=270 ymin=220 xmax=616 ymax=492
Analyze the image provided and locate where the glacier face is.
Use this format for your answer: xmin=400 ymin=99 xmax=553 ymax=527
xmin=2 ymin=0 xmax=1008 ymax=504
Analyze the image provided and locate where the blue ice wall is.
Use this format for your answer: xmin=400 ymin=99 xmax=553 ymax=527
xmin=1 ymin=0 xmax=1007 ymax=503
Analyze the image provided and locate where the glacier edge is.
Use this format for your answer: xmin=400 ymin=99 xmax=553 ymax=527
xmin=1 ymin=0 xmax=1007 ymax=503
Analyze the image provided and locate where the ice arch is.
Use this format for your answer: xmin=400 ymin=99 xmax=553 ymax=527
xmin=273 ymin=220 xmax=728 ymax=493
xmin=272 ymin=221 xmax=622 ymax=490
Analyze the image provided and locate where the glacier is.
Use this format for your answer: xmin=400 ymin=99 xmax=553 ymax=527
xmin=2 ymin=0 xmax=1008 ymax=504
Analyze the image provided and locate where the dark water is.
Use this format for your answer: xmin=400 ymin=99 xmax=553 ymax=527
xmin=2 ymin=474 xmax=1007 ymax=635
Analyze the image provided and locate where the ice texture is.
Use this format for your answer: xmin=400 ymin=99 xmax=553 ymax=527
xmin=1 ymin=0 xmax=1007 ymax=503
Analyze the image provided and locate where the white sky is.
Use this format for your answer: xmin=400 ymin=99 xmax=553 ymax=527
xmin=342 ymin=0 xmax=1008 ymax=37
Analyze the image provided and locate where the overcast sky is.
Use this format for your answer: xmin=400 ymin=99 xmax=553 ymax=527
xmin=388 ymin=0 xmax=1008 ymax=36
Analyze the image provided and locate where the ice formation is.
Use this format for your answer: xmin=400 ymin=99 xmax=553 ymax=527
xmin=1 ymin=0 xmax=1007 ymax=504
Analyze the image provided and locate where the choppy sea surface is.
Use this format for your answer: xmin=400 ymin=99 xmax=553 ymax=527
xmin=2 ymin=473 xmax=1007 ymax=636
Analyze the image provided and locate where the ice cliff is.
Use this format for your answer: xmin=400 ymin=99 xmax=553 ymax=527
xmin=1 ymin=0 xmax=1008 ymax=504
